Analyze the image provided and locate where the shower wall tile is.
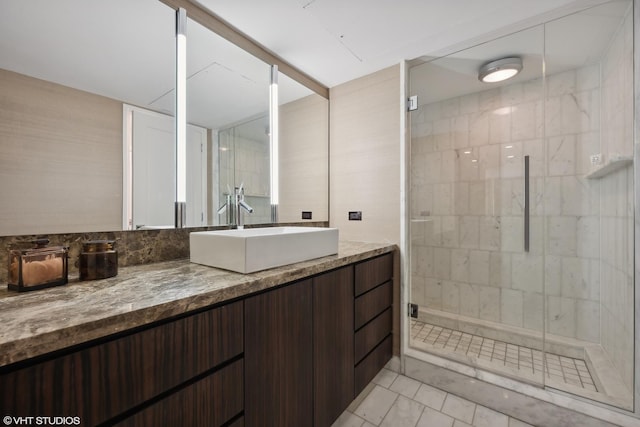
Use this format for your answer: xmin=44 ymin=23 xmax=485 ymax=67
xmin=442 ymin=281 xmax=460 ymax=314
xmin=547 ymin=135 xmax=576 ymax=176
xmin=511 ymin=254 xmax=543 ymax=294
xmin=451 ymin=249 xmax=470 ymax=283
xmin=561 ymin=257 xmax=598 ymax=301
xmin=425 ymin=278 xmax=444 ymax=309
xmin=547 ymin=216 xmax=577 ymax=256
xmin=500 ymin=288 xmax=523 ymax=327
xmin=469 ymin=250 xmax=490 ymax=285
xmin=575 ymin=299 xmax=600 ymax=343
xmin=489 ymin=252 xmax=511 ymax=288
xmin=459 ymin=283 xmax=480 ymax=318
xmin=547 ymin=296 xmax=576 ymax=337
xmin=523 ymin=292 xmax=543 ymax=331
xmin=478 ymin=286 xmax=500 ymax=322
xmin=459 ymin=216 xmax=479 ymax=248
xmin=434 ymin=247 xmax=451 ymax=280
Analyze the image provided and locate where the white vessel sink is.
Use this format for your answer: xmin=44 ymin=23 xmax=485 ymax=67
xmin=190 ymin=227 xmax=339 ymax=273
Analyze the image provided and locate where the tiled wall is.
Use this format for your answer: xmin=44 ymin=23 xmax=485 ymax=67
xmin=599 ymin=9 xmax=634 ymax=391
xmin=410 ymin=64 xmax=604 ymax=342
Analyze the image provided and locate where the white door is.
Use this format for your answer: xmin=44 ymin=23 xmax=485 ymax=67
xmin=124 ymin=105 xmax=207 ymax=229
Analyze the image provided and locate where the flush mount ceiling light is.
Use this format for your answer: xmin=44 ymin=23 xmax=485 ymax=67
xmin=478 ymin=57 xmax=523 ymax=83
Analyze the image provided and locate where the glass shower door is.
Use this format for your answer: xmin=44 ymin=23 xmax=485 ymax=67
xmin=542 ymin=1 xmax=634 ymax=409
xmin=408 ymin=24 xmax=546 ymax=387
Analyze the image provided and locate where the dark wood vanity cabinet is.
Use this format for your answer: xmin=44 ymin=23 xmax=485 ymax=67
xmin=354 ymin=253 xmax=394 ymax=395
xmin=313 ymin=266 xmax=354 ymax=427
xmin=0 ymin=250 xmax=394 ymax=427
xmin=245 ymin=255 xmax=393 ymax=427
xmin=244 ymin=278 xmax=314 ymax=427
xmin=0 ymin=301 xmax=244 ymax=427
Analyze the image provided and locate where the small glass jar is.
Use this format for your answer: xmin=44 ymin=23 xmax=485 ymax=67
xmin=79 ymin=240 xmax=118 ymax=281
xmin=8 ymin=239 xmax=68 ymax=292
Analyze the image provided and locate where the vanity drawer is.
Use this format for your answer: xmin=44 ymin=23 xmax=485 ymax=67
xmin=114 ymin=359 xmax=244 ymax=427
xmin=354 ymin=253 xmax=393 ymax=296
xmin=355 ymin=281 xmax=392 ymax=330
xmin=355 ymin=335 xmax=392 ymax=395
xmin=354 ymin=308 xmax=392 ymax=363
xmin=0 ymin=300 xmax=243 ymax=426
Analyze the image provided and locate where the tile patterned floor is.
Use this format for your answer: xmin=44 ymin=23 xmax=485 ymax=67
xmin=333 ymin=368 xmax=534 ymax=427
xmin=410 ymin=320 xmax=597 ymax=392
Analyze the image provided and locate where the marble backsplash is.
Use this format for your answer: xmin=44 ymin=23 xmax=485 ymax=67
xmin=0 ymin=221 xmax=329 ymax=285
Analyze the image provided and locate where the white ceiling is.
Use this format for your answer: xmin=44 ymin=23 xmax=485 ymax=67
xmin=193 ymin=0 xmax=615 ymax=88
xmin=0 ymin=0 xmax=628 ymax=129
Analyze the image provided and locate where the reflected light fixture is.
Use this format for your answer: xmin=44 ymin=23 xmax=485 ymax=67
xmin=478 ymin=57 xmax=522 ymax=83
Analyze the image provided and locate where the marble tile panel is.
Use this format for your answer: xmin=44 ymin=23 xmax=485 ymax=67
xmin=500 ymin=216 xmax=523 ymax=253
xmin=474 ymin=405 xmax=509 ymax=427
xmin=441 ymin=216 xmax=458 ymax=248
xmin=380 ymin=396 xmax=425 ymax=427
xmin=442 ymin=281 xmax=460 ymax=314
xmin=511 ymin=254 xmax=543 ymax=293
xmin=522 ymin=292 xmax=543 ymax=331
xmin=389 ymin=375 xmax=422 ymax=399
xmin=424 ymin=278 xmax=443 ymax=309
xmin=547 ymin=70 xmax=576 ymax=96
xmin=416 ymin=406 xmax=454 ymax=427
xmin=453 ymin=182 xmax=469 ymax=215
xmin=469 ymin=250 xmax=490 ymax=286
xmin=354 ymin=385 xmax=399 ymax=425
xmin=441 ymin=394 xmax=476 ymax=424
xmin=479 ymin=216 xmax=501 ymax=251
xmin=458 ymin=216 xmax=479 ymax=249
xmin=489 ymin=109 xmax=511 ymax=144
xmin=478 ymin=144 xmax=500 ymax=180
xmin=452 ymin=116 xmax=469 ymax=149
xmin=413 ymin=383 xmax=448 ymax=411
xmin=575 ymin=299 xmax=600 ymax=343
xmin=468 ymin=181 xmax=486 ymax=215
xmin=489 ymin=252 xmax=511 ymax=289
xmin=547 ymin=295 xmax=576 ymax=338
xmin=450 ymin=249 xmax=470 ymax=283
xmin=547 ymin=216 xmax=577 ymax=256
xmin=478 ymin=285 xmax=500 ymax=322
xmin=501 ymin=288 xmax=523 ymax=327
xmin=434 ymin=184 xmax=453 ymax=215
xmin=459 ymin=283 xmax=479 ymax=318
xmin=469 ymin=111 xmax=489 ymax=147
xmin=562 ymin=176 xmax=598 ymax=216
xmin=373 ymin=368 xmax=399 ymax=389
xmin=434 ymin=248 xmax=451 ymax=280
xmin=547 ymin=135 xmax=576 ymax=176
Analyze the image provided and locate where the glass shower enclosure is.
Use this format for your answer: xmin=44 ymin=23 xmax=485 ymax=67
xmin=408 ymin=0 xmax=634 ymax=410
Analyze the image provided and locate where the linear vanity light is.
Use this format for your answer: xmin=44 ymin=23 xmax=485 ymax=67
xmin=175 ymin=7 xmax=187 ymax=227
xmin=270 ymin=64 xmax=279 ymax=222
xmin=478 ymin=57 xmax=522 ymax=83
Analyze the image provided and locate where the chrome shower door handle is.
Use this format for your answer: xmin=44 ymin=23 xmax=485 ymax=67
xmin=524 ymin=155 xmax=530 ymax=252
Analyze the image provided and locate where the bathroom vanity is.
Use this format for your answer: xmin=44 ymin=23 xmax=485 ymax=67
xmin=0 ymin=241 xmax=396 ymax=427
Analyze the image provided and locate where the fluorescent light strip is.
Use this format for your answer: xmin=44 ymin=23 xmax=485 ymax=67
xmin=270 ymin=65 xmax=279 ymax=206
xmin=176 ymin=8 xmax=187 ymax=203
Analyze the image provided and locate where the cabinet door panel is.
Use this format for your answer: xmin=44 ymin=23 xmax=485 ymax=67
xmin=113 ymin=359 xmax=243 ymax=427
xmin=355 ymin=281 xmax=392 ymax=330
xmin=0 ymin=301 xmax=243 ymax=426
xmin=355 ymin=254 xmax=393 ymax=296
xmin=245 ymin=280 xmax=313 ymax=427
xmin=314 ymin=266 xmax=354 ymax=427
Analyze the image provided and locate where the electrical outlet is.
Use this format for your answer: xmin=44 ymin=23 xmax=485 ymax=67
xmin=348 ymin=211 xmax=362 ymax=221
xmin=301 ymin=211 xmax=312 ymax=220
xmin=590 ymin=154 xmax=603 ymax=165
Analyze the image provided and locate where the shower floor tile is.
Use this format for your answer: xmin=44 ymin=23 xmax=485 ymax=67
xmin=410 ymin=320 xmax=597 ymax=392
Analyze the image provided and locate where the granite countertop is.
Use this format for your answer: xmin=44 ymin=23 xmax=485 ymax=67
xmin=0 ymin=240 xmax=395 ymax=368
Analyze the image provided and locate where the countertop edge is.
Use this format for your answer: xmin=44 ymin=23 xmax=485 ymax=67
xmin=0 ymin=242 xmax=396 ymax=368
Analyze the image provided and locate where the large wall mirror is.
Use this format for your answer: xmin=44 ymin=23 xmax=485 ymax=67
xmin=0 ymin=0 xmax=329 ymax=236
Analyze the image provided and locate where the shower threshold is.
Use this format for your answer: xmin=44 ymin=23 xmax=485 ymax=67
xmin=409 ymin=311 xmax=633 ymax=409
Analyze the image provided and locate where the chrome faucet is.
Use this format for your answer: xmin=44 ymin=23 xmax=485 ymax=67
xmin=217 ymin=183 xmax=253 ymax=229
xmin=235 ymin=184 xmax=253 ymax=229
